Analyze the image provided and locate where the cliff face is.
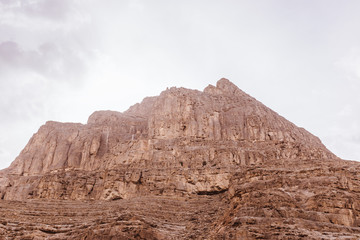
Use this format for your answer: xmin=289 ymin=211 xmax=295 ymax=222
xmin=1 ymin=79 xmax=359 ymax=239
xmin=1 ymin=78 xmax=334 ymax=201
xmin=7 ymin=79 xmax=334 ymax=177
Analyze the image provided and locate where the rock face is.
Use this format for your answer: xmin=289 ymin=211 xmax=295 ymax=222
xmin=1 ymin=78 xmax=359 ymax=239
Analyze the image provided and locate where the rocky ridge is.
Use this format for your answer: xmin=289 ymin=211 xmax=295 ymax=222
xmin=1 ymin=78 xmax=359 ymax=239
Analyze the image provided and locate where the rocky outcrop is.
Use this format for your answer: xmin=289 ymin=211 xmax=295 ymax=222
xmin=1 ymin=79 xmax=335 ymax=201
xmin=0 ymin=195 xmax=227 ymax=240
xmin=210 ymin=158 xmax=360 ymax=239
xmin=1 ymin=78 xmax=359 ymax=239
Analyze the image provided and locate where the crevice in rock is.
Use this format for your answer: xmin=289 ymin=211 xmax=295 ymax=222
xmin=197 ymin=189 xmax=228 ymax=195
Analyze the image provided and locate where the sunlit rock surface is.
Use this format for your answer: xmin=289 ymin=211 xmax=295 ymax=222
xmin=1 ymin=79 xmax=360 ymax=239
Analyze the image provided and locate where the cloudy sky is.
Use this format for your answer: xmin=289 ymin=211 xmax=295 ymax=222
xmin=1 ymin=0 xmax=360 ymax=169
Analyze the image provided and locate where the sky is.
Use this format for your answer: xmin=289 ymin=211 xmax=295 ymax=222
xmin=0 ymin=0 xmax=360 ymax=169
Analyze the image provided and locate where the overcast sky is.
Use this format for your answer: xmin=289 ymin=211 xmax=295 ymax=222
xmin=1 ymin=0 xmax=360 ymax=169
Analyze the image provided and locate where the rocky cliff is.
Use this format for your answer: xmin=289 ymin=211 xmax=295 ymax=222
xmin=1 ymin=79 xmax=359 ymax=239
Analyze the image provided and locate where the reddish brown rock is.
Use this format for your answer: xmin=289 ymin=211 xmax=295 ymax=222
xmin=1 ymin=78 xmax=359 ymax=239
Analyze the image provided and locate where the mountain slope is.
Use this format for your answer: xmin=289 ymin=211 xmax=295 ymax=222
xmin=1 ymin=78 xmax=359 ymax=239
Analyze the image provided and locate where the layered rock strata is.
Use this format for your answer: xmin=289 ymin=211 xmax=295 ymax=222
xmin=1 ymin=78 xmax=359 ymax=239
xmin=0 ymin=79 xmax=335 ymax=201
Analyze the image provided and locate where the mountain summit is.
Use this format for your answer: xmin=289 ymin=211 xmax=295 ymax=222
xmin=5 ymin=78 xmax=334 ymax=177
xmin=1 ymin=79 xmax=360 ymax=239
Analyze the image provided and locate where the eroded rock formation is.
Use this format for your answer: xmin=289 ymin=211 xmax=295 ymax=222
xmin=1 ymin=78 xmax=359 ymax=239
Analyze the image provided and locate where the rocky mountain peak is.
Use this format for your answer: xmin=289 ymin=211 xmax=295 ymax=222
xmin=216 ymin=77 xmax=240 ymax=93
xmin=3 ymin=79 xmax=360 ymax=239
xmin=203 ymin=78 xmax=246 ymax=96
xmin=2 ymin=78 xmax=336 ymax=195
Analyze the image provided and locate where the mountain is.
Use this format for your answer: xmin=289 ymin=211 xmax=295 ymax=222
xmin=1 ymin=78 xmax=360 ymax=239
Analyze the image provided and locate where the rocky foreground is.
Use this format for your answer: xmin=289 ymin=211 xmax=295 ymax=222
xmin=1 ymin=79 xmax=360 ymax=239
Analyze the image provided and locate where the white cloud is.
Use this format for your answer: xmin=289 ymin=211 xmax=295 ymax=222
xmin=1 ymin=0 xmax=360 ymax=169
xmin=336 ymin=48 xmax=360 ymax=83
xmin=0 ymin=41 xmax=87 ymax=81
xmin=0 ymin=148 xmax=11 ymax=170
